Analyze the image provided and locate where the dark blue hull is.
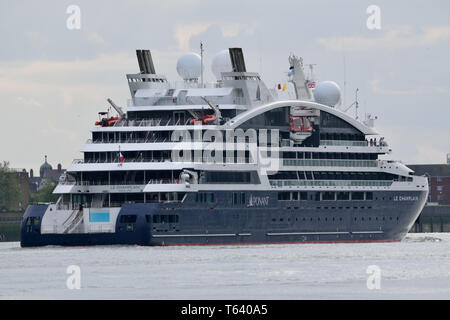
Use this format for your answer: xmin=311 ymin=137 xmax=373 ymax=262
xmin=21 ymin=190 xmax=427 ymax=247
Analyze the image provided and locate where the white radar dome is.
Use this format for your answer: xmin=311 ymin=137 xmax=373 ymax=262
xmin=313 ymin=81 xmax=341 ymax=106
xmin=176 ymin=53 xmax=202 ymax=80
xmin=211 ymin=49 xmax=232 ymax=80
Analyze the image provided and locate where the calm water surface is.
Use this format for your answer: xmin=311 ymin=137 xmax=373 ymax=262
xmin=0 ymin=233 xmax=449 ymax=299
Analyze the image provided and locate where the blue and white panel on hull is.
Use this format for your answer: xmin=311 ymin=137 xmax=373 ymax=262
xmin=83 ymin=208 xmax=120 ymax=233
xmin=89 ymin=211 xmax=110 ymax=222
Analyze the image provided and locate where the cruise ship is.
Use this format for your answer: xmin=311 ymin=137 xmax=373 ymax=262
xmin=21 ymin=48 xmax=428 ymax=247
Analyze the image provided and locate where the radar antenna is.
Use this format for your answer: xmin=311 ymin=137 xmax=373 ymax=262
xmin=342 ymin=88 xmax=359 ymax=119
xmin=305 ymin=63 xmax=317 ymax=81
xmin=200 ymin=42 xmax=204 ymax=88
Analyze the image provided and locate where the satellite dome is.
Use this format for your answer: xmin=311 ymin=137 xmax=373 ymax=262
xmin=176 ymin=53 xmax=202 ymax=80
xmin=313 ymin=81 xmax=341 ymax=106
xmin=211 ymin=50 xmax=232 ymax=80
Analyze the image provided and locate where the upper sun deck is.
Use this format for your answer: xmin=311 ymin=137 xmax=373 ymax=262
xmin=93 ymin=48 xmax=384 ymax=152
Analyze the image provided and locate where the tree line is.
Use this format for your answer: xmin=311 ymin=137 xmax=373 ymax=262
xmin=0 ymin=162 xmax=20 ymax=211
xmin=0 ymin=161 xmax=58 ymax=212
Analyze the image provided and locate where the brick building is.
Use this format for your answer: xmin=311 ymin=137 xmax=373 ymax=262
xmin=407 ymin=164 xmax=450 ymax=205
xmin=408 ymin=164 xmax=450 ymax=232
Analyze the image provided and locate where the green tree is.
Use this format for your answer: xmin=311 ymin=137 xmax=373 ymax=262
xmin=0 ymin=161 xmax=20 ymax=211
xmin=29 ymin=179 xmax=59 ymax=204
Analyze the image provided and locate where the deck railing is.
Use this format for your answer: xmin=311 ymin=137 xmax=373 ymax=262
xmin=269 ymin=180 xmax=393 ymax=187
xmin=320 ymin=140 xmax=368 ymax=147
xmin=73 ymin=157 xmax=252 ymax=165
xmin=283 ymin=159 xmax=378 ymax=168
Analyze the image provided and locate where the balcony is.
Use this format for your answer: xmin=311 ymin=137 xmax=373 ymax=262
xmin=269 ymin=180 xmax=393 ymax=187
xmin=320 ymin=139 xmax=389 ymax=147
xmin=320 ymin=140 xmax=368 ymax=147
xmin=283 ymin=159 xmax=378 ymax=168
xmin=72 ymin=156 xmax=252 ymax=165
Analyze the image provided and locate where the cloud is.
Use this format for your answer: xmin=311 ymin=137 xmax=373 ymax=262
xmin=415 ymin=145 xmax=447 ymax=164
xmin=377 ymin=125 xmax=449 ymax=165
xmin=174 ymin=23 xmax=211 ymax=51
xmin=173 ymin=22 xmax=256 ymax=51
xmin=317 ymin=25 xmax=450 ymax=52
xmin=0 ymin=52 xmax=136 ymax=90
xmin=0 ymin=53 xmax=138 ymax=171
xmin=220 ymin=23 xmax=241 ymax=38
xmin=16 ymin=96 xmax=42 ymax=107
xmin=87 ymin=32 xmax=107 ymax=46
xmin=24 ymin=31 xmax=49 ymax=49
xmin=370 ymin=79 xmax=448 ymax=95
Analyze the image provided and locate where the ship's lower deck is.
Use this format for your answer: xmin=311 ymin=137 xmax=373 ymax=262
xmin=20 ymin=190 xmax=428 ymax=247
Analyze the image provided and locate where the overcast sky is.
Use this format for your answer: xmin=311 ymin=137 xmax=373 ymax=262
xmin=1 ymin=0 xmax=449 ymax=172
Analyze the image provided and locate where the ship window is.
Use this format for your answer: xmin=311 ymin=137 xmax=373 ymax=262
xmin=300 ymin=192 xmax=308 ymax=201
xmin=204 ymin=171 xmax=252 ymax=184
xmin=197 ymin=192 xmax=215 ymax=203
xmin=315 ymin=192 xmax=321 ymax=201
xmin=322 ymin=192 xmax=335 ymax=201
xmin=365 ymin=192 xmax=373 ymax=200
xmin=352 ymin=192 xmax=364 ymax=200
xmin=292 ymin=192 xmax=299 ymax=201
xmin=278 ymin=192 xmax=290 ymax=201
xmin=119 ymin=215 xmax=137 ymax=223
xmin=337 ymin=192 xmax=350 ymax=201
xmin=232 ymin=192 xmax=245 ymax=205
xmin=26 ymin=217 xmax=40 ymax=225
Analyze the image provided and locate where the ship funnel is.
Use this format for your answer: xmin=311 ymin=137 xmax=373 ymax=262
xmin=229 ymin=48 xmax=247 ymax=72
xmin=136 ymin=49 xmax=156 ymax=74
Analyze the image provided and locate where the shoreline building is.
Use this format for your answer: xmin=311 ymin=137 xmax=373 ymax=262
xmin=29 ymin=156 xmax=66 ymax=193
xmin=408 ymin=163 xmax=450 ymax=232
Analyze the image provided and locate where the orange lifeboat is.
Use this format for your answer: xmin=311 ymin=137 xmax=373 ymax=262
xmin=190 ymin=115 xmax=216 ymax=125
xmin=95 ymin=116 xmax=121 ymax=127
xmin=290 ymin=116 xmax=313 ymax=132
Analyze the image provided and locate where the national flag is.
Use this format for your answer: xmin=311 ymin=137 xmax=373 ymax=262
xmin=307 ymin=82 xmax=316 ymax=88
xmin=277 ymin=84 xmax=281 ymax=90
xmin=119 ymin=152 xmax=124 ymax=164
xmin=282 ymin=84 xmax=287 ymax=91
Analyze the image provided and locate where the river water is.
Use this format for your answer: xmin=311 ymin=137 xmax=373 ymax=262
xmin=1 ymin=233 xmax=449 ymax=299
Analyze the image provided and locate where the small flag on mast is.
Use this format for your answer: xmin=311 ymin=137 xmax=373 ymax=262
xmin=120 ymin=152 xmax=124 ymax=164
xmin=307 ymin=82 xmax=316 ymax=89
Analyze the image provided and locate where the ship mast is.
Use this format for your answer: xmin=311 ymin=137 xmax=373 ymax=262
xmin=200 ymin=42 xmax=204 ymax=88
